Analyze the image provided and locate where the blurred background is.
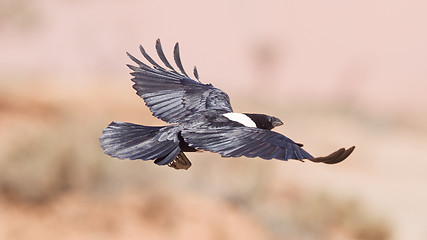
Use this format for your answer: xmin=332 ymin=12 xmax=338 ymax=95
xmin=1 ymin=0 xmax=426 ymax=239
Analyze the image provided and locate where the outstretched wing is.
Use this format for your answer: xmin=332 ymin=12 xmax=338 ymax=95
xmin=127 ymin=39 xmax=233 ymax=124
xmin=181 ymin=127 xmax=355 ymax=164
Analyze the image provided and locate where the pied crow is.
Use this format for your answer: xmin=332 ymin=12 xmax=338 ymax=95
xmin=100 ymin=39 xmax=355 ymax=170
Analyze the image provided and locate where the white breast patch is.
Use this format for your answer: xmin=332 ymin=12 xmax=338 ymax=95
xmin=223 ymin=113 xmax=256 ymax=128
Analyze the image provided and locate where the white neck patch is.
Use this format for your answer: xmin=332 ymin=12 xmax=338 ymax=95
xmin=223 ymin=113 xmax=257 ymax=128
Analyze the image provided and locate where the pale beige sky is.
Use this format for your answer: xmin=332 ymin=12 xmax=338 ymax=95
xmin=1 ymin=0 xmax=426 ymax=115
xmin=1 ymin=1 xmax=427 ymax=239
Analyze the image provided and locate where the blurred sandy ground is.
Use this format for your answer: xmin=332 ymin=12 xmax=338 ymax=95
xmin=0 ymin=0 xmax=426 ymax=239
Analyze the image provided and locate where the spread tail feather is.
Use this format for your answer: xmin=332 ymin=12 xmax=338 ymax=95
xmin=100 ymin=121 xmax=180 ymax=166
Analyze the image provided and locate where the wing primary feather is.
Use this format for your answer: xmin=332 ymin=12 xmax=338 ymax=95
xmin=154 ymin=146 xmax=181 ymax=165
xmin=257 ymin=146 xmax=275 ymax=159
xmin=246 ymin=143 xmax=271 ymax=158
xmin=139 ymin=44 xmax=166 ymax=71
xmin=155 ymin=39 xmax=177 ymax=71
xmin=127 ymin=52 xmax=181 ymax=81
xmin=225 ymin=140 xmax=262 ymax=157
xmin=126 ymin=52 xmax=153 ymax=71
xmin=294 ymin=150 xmax=304 ymax=160
xmin=131 ymin=69 xmax=181 ymax=81
xmin=270 ymin=146 xmax=284 ymax=159
xmin=127 ymin=64 xmax=140 ymax=72
xmin=284 ymin=148 xmax=289 ymax=160
xmin=126 ymin=52 xmax=143 ymax=66
xmin=193 ymin=66 xmax=201 ymax=82
xmin=173 ymin=43 xmax=190 ymax=78
xmin=302 ymin=149 xmax=313 ymax=159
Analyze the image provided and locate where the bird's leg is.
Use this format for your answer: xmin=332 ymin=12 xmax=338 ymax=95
xmin=168 ymin=151 xmax=192 ymax=170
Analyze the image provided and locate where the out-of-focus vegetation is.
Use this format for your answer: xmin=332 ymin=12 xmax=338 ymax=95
xmin=2 ymin=0 xmax=427 ymax=239
xmin=0 ymin=83 xmax=392 ymax=240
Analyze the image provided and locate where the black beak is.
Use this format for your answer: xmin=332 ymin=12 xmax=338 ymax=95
xmin=272 ymin=119 xmax=284 ymax=127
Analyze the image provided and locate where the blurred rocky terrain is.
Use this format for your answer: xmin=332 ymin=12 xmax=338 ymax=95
xmin=1 ymin=0 xmax=427 ymax=239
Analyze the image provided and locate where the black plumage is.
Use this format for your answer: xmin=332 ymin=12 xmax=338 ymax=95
xmin=100 ymin=39 xmax=355 ymax=170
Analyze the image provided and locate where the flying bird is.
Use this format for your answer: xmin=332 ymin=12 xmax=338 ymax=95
xmin=100 ymin=39 xmax=355 ymax=170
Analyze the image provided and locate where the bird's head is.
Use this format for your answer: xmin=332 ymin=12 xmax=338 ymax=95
xmin=244 ymin=113 xmax=284 ymax=130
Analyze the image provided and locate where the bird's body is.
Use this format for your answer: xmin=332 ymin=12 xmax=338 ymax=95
xmin=100 ymin=39 xmax=355 ymax=170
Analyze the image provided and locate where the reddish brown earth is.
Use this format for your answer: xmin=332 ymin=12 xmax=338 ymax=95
xmin=1 ymin=1 xmax=427 ymax=239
